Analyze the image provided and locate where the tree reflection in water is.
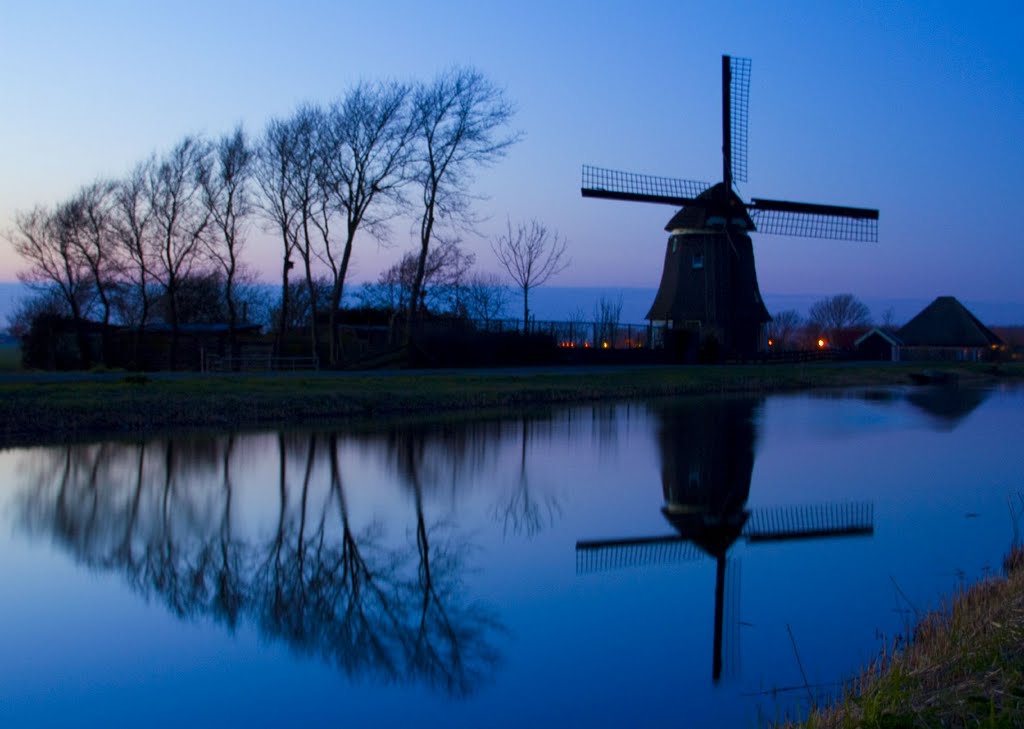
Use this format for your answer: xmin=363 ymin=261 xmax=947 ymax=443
xmin=14 ymin=430 xmax=503 ymax=697
xmin=493 ymin=418 xmax=563 ymax=537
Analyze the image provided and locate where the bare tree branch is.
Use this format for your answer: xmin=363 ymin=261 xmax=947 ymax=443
xmin=407 ymin=68 xmax=520 ymax=339
xmin=491 ymin=218 xmax=569 ymax=330
xmin=148 ymin=135 xmax=212 ymax=369
xmin=254 ymin=117 xmax=301 ymax=348
xmin=315 ymin=80 xmax=416 ymax=364
xmin=808 ymin=293 xmax=871 ymax=342
xmin=201 ymin=126 xmax=255 ymax=360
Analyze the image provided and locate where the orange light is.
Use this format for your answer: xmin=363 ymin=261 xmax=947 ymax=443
xmin=767 ymin=338 xmax=774 ymax=347
xmin=602 ymin=341 xmax=609 ymax=349
xmin=818 ymin=338 xmax=826 ymax=348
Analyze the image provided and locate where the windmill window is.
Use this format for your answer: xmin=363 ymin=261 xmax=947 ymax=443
xmin=692 ymin=253 xmax=704 ymax=270
xmin=671 ymin=238 xmax=678 ymax=254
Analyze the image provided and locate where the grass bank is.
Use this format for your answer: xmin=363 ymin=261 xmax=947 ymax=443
xmin=0 ymin=361 xmax=1020 ymax=448
xmin=783 ymin=546 xmax=1024 ymax=728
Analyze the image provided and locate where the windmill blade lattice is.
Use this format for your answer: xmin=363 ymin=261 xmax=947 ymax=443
xmin=749 ymin=206 xmax=878 ymax=242
xmin=728 ymin=56 xmax=751 ymax=184
xmin=743 ymin=502 xmax=874 ymax=542
xmin=581 ymin=165 xmax=712 ymax=206
xmin=575 ymin=535 xmax=706 ymax=575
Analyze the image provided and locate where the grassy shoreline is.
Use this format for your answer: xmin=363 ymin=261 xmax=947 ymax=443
xmin=784 ymin=546 xmax=1024 ymax=728
xmin=1 ymin=361 xmax=1020 ymax=449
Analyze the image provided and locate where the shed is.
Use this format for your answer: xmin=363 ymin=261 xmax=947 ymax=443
xmin=854 ymin=328 xmax=903 ymax=362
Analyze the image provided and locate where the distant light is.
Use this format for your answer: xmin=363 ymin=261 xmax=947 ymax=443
xmin=768 ymin=338 xmax=774 ymax=347
xmin=818 ymin=338 xmax=826 ymax=348
xmin=602 ymin=341 xmax=609 ymax=349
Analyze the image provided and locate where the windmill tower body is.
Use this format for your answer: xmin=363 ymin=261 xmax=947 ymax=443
xmin=646 ymin=185 xmax=771 ymax=357
xmin=581 ymin=55 xmax=878 ymax=361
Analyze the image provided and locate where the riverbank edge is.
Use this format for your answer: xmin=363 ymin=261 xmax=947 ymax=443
xmin=783 ymin=546 xmax=1024 ymax=728
xmin=1 ymin=361 xmax=1020 ymax=449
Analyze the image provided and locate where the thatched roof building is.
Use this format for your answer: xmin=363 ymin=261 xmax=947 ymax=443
xmin=896 ymin=296 xmax=1002 ymax=361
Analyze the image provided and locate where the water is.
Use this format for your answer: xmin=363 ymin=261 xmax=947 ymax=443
xmin=1 ymin=385 xmax=1022 ymax=728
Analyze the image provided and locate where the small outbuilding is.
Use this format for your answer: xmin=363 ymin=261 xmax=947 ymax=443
xmin=896 ymin=296 xmax=1002 ymax=362
xmin=854 ymin=328 xmax=903 ymax=361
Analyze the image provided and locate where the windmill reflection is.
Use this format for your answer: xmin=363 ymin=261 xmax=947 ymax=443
xmin=16 ymin=431 xmax=502 ymax=697
xmin=576 ymin=397 xmax=875 ymax=682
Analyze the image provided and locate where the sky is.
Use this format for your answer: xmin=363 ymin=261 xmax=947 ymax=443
xmin=1 ymin=0 xmax=1022 ymax=314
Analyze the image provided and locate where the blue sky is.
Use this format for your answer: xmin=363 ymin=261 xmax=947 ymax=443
xmin=1 ymin=0 xmax=1022 ymax=307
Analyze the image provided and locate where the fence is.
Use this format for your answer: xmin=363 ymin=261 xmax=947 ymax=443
xmin=203 ymin=354 xmax=320 ymax=372
xmin=467 ymin=318 xmax=655 ymax=350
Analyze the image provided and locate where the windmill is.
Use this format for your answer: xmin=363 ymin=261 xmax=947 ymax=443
xmin=575 ymin=398 xmax=875 ymax=681
xmin=581 ymin=56 xmax=879 ymax=359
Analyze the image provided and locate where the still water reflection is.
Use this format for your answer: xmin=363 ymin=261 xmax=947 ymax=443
xmin=1 ymin=385 xmax=1021 ymax=728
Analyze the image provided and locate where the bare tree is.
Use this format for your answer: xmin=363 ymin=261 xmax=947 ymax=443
xmin=879 ymin=306 xmax=899 ymax=331
xmin=148 ymin=135 xmax=212 ymax=369
xmin=593 ymin=295 xmax=623 ymax=347
xmin=5 ymin=288 xmax=68 ymax=341
xmin=407 ymin=68 xmax=519 ymax=338
xmin=566 ymin=307 xmax=588 ymax=347
xmin=808 ymin=293 xmax=871 ymax=340
xmin=491 ymin=218 xmax=569 ymax=331
xmin=61 ymin=181 xmax=121 ymax=362
xmin=110 ymin=159 xmax=156 ymax=358
xmin=7 ymin=205 xmax=94 ymax=362
xmin=462 ymin=272 xmax=509 ymax=325
xmin=284 ymin=105 xmax=327 ymax=358
xmin=767 ymin=308 xmax=803 ymax=350
xmin=362 ymin=240 xmax=475 ymax=317
xmin=201 ymin=126 xmax=254 ymax=360
xmin=316 ymin=81 xmax=415 ymax=364
xmin=254 ymin=117 xmax=300 ymax=350
xmin=270 ymin=276 xmax=333 ymax=331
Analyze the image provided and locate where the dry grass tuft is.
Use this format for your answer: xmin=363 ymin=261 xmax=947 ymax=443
xmin=784 ymin=545 xmax=1024 ymax=728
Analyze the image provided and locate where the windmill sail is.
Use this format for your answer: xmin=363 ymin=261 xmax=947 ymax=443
xmin=742 ymin=503 xmax=875 ymax=542
xmin=576 ymin=535 xmax=704 ymax=574
xmin=575 ymin=502 xmax=875 ymax=575
xmin=748 ymin=198 xmax=879 ymax=242
xmin=725 ymin=55 xmax=751 ymax=184
xmin=581 ymin=165 xmax=711 ymax=207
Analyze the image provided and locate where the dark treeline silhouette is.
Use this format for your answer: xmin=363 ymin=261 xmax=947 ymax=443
xmin=8 ymin=70 xmax=519 ymax=369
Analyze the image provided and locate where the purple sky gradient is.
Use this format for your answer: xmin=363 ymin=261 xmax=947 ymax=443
xmin=1 ymin=1 xmax=1021 ymax=307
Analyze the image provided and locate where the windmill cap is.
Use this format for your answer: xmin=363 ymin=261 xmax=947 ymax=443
xmin=665 ymin=182 xmax=755 ymax=232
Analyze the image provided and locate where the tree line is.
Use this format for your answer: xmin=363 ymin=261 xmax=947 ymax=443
xmin=7 ymin=68 xmax=533 ymax=368
xmin=767 ymin=292 xmax=893 ymax=350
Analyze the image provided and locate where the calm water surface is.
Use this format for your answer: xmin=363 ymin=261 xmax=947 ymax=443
xmin=1 ymin=385 xmax=1022 ymax=728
